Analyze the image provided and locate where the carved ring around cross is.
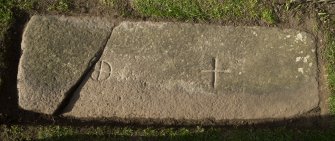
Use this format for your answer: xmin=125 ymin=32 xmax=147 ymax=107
xmin=91 ymin=60 xmax=112 ymax=81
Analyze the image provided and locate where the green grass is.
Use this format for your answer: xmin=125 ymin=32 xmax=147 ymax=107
xmin=326 ymin=27 xmax=335 ymax=114
xmin=0 ymin=0 xmax=14 ymax=93
xmin=47 ymin=0 xmax=72 ymax=12
xmin=261 ymin=8 xmax=276 ymax=24
xmin=100 ymin=0 xmax=114 ymax=7
xmin=132 ymin=0 xmax=276 ymax=23
xmin=0 ymin=0 xmax=36 ymax=35
xmin=1 ymin=125 xmax=335 ymax=141
xmin=0 ymin=0 xmax=14 ymax=27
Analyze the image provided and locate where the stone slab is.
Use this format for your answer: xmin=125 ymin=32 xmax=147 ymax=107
xmin=65 ymin=22 xmax=319 ymax=121
xmin=18 ymin=16 xmax=113 ymax=114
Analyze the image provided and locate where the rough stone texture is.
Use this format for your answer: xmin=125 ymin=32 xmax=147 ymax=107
xmin=18 ymin=16 xmax=113 ymax=114
xmin=65 ymin=22 xmax=319 ymax=121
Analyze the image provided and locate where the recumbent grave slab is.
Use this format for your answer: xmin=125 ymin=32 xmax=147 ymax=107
xmin=18 ymin=17 xmax=319 ymax=122
xmin=65 ymin=22 xmax=319 ymax=120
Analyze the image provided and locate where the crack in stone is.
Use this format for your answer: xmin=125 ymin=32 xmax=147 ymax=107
xmin=52 ymin=30 xmax=113 ymax=116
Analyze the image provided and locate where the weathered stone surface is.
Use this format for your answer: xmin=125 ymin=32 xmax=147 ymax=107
xmin=65 ymin=22 xmax=319 ymax=121
xmin=18 ymin=16 xmax=113 ymax=114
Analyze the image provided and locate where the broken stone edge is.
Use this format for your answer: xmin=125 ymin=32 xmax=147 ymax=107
xmin=17 ymin=15 xmax=114 ymax=115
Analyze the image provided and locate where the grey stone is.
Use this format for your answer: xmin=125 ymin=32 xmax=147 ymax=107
xmin=18 ymin=16 xmax=113 ymax=114
xmin=65 ymin=22 xmax=319 ymax=121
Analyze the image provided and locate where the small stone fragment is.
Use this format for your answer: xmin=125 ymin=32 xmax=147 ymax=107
xmin=18 ymin=16 xmax=113 ymax=114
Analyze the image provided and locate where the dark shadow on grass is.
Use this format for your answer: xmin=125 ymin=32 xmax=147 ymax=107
xmin=0 ymin=8 xmax=30 ymax=123
xmin=36 ymin=133 xmax=225 ymax=141
xmin=33 ymin=126 xmax=335 ymax=141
